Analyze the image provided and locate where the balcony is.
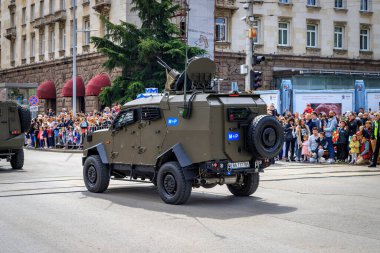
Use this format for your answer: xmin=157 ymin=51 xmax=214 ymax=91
xmin=216 ymin=0 xmax=238 ymax=10
xmin=54 ymin=10 xmax=67 ymax=22
xmin=8 ymin=0 xmax=16 ymax=13
xmin=33 ymin=18 xmax=45 ymax=29
xmin=44 ymin=14 xmax=55 ymax=25
xmin=93 ymin=0 xmax=111 ymax=15
xmin=4 ymin=27 xmax=16 ymax=40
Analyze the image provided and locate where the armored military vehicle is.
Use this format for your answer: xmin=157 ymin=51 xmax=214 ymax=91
xmin=0 ymin=101 xmax=31 ymax=170
xmin=82 ymin=57 xmax=284 ymax=205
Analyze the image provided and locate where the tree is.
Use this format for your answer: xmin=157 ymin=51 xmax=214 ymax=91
xmin=92 ymin=0 xmax=204 ymax=106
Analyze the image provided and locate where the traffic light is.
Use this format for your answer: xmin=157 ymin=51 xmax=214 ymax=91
xmin=250 ymin=70 xmax=262 ymax=90
xmin=253 ymin=55 xmax=265 ymax=66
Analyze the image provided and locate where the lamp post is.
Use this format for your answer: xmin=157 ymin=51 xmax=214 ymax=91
xmin=72 ymin=0 xmax=77 ymax=117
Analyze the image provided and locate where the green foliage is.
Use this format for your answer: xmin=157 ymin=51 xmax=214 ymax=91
xmin=92 ymin=0 xmax=205 ymax=106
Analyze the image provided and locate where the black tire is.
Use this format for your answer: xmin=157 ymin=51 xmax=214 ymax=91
xmin=227 ymin=173 xmax=259 ymax=196
xmin=18 ymin=106 xmax=31 ymax=133
xmin=10 ymin=149 xmax=24 ymax=170
xmin=247 ymin=115 xmax=284 ymax=159
xmin=83 ymin=155 xmax=110 ymax=193
xmin=157 ymin=161 xmax=192 ymax=205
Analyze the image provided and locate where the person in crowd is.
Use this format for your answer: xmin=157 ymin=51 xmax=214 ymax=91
xmin=296 ymin=119 xmax=310 ymax=162
xmin=337 ymin=121 xmax=349 ymax=163
xmin=348 ymin=113 xmax=360 ymax=137
xmin=47 ymin=126 xmax=54 ymax=148
xmin=311 ymin=112 xmax=321 ymax=132
xmin=284 ymin=118 xmax=297 ymax=162
xmin=362 ymin=112 xmax=369 ymax=125
xmin=349 ymin=134 xmax=360 ymax=165
xmin=304 ymin=103 xmax=313 ymax=114
xmin=308 ymin=127 xmax=325 ymax=163
xmin=369 ymin=113 xmax=380 ymax=168
xmin=324 ymin=111 xmax=338 ymax=163
xmin=320 ymin=112 xmax=327 ymax=132
xmin=305 ymin=113 xmax=316 ymax=134
xmin=357 ymin=133 xmax=372 ymax=165
xmin=267 ymin=103 xmax=278 ymax=117
xmin=301 ymin=135 xmax=310 ymax=162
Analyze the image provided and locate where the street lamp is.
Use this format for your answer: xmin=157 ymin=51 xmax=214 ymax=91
xmin=72 ymin=0 xmax=97 ymax=117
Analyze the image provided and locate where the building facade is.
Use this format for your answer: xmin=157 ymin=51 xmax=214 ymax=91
xmin=0 ymin=0 xmax=380 ymax=113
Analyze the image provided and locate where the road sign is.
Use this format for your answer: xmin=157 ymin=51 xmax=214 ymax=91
xmin=29 ymin=106 xmax=39 ymax=112
xmin=145 ymin=88 xmax=158 ymax=94
xmin=28 ymin=95 xmax=39 ymax=106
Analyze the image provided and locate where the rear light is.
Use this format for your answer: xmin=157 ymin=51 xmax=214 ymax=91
xmin=229 ymin=93 xmax=239 ymax=97
xmin=11 ymin=130 xmax=21 ymax=135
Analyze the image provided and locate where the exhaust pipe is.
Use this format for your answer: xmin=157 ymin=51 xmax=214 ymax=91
xmin=200 ymin=176 xmax=237 ymax=185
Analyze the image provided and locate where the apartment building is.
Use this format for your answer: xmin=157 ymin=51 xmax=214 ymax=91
xmin=0 ymin=0 xmax=139 ymax=112
xmin=215 ymin=0 xmax=380 ymax=91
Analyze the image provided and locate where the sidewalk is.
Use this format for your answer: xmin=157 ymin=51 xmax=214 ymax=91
xmin=24 ymin=147 xmax=82 ymax=154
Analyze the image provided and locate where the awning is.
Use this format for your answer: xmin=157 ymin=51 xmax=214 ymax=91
xmin=62 ymin=77 xmax=85 ymax=97
xmin=85 ymin=73 xmax=111 ymax=96
xmin=37 ymin=80 xmax=56 ymax=99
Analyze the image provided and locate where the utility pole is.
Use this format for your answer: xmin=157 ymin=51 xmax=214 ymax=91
xmin=72 ymin=0 xmax=77 ymax=117
xmin=244 ymin=0 xmax=254 ymax=91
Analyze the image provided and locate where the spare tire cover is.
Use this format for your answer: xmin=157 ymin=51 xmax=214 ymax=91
xmin=18 ymin=106 xmax=31 ymax=133
xmin=247 ymin=115 xmax=284 ymax=159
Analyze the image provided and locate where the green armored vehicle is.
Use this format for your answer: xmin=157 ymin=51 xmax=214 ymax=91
xmin=0 ymin=101 xmax=31 ymax=170
xmin=82 ymin=57 xmax=284 ymax=205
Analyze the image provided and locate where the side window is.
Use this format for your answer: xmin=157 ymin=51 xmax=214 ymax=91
xmin=113 ymin=109 xmax=137 ymax=129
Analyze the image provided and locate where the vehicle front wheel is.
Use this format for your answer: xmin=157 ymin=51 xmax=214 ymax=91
xmin=157 ymin=162 xmax=192 ymax=205
xmin=83 ymin=155 xmax=110 ymax=193
xmin=227 ymin=173 xmax=259 ymax=196
xmin=10 ymin=149 xmax=24 ymax=170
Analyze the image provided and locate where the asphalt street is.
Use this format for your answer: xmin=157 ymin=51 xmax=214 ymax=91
xmin=0 ymin=149 xmax=380 ymax=253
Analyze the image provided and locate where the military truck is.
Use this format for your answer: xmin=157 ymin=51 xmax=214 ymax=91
xmin=82 ymin=57 xmax=284 ymax=205
xmin=0 ymin=101 xmax=31 ymax=170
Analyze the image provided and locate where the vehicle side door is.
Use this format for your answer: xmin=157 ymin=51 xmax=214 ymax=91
xmin=111 ymin=109 xmax=140 ymax=165
xmin=0 ymin=104 xmax=8 ymax=141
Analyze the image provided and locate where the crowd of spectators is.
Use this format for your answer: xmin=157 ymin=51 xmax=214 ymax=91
xmin=26 ymin=105 xmax=121 ymax=150
xmin=267 ymin=103 xmax=380 ymax=167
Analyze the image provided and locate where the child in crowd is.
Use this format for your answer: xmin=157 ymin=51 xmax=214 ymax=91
xmin=302 ymin=135 xmax=310 ymax=162
xmin=349 ymin=134 xmax=360 ymax=164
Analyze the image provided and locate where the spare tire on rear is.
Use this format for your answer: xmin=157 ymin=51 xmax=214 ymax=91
xmin=18 ymin=106 xmax=31 ymax=133
xmin=247 ymin=115 xmax=284 ymax=159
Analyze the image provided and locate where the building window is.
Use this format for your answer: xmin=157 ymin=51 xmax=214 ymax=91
xmin=22 ymin=36 xmax=27 ymax=59
xmin=335 ymin=0 xmax=344 ymax=8
xmin=11 ymin=42 xmax=16 ymax=63
xmin=306 ymin=24 xmax=317 ymax=48
xmin=360 ymin=29 xmax=370 ymax=51
xmin=279 ymin=0 xmax=290 ymax=3
xmin=60 ymin=0 xmax=65 ymax=10
xmin=49 ymin=30 xmax=55 ymax=52
xmin=22 ymin=8 xmax=26 ymax=25
xmin=49 ymin=0 xmax=55 ymax=14
xmin=60 ymin=27 xmax=66 ymax=50
xmin=252 ymin=20 xmax=261 ymax=44
xmin=278 ymin=22 xmax=289 ymax=46
xmin=216 ymin=17 xmax=227 ymax=42
xmin=307 ymin=0 xmax=316 ymax=6
xmin=31 ymin=34 xmax=36 ymax=57
xmin=39 ymin=32 xmax=45 ymax=55
xmin=31 ymin=4 xmax=35 ymax=21
xmin=10 ymin=13 xmax=15 ymax=27
xmin=360 ymin=0 xmax=369 ymax=11
xmin=84 ymin=19 xmax=91 ymax=45
xmin=334 ymin=26 xmax=344 ymax=49
xmin=40 ymin=1 xmax=44 ymax=17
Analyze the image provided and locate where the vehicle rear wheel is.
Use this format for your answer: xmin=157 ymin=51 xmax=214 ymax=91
xmin=10 ymin=149 xmax=24 ymax=170
xmin=157 ymin=162 xmax=192 ymax=205
xmin=227 ymin=173 xmax=259 ymax=196
xmin=83 ymin=155 xmax=110 ymax=193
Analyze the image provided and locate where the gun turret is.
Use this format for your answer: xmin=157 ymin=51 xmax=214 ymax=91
xmin=157 ymin=57 xmax=180 ymax=91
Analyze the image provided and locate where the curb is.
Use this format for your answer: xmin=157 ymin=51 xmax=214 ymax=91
xmin=24 ymin=147 xmax=82 ymax=154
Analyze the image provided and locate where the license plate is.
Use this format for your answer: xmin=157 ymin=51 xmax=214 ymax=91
xmin=227 ymin=161 xmax=250 ymax=169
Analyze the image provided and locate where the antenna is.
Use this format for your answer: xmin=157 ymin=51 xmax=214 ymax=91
xmin=183 ymin=0 xmax=190 ymax=103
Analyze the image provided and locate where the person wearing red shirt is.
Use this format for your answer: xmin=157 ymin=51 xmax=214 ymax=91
xmin=304 ymin=103 xmax=314 ymax=114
